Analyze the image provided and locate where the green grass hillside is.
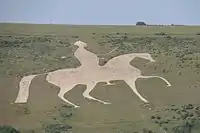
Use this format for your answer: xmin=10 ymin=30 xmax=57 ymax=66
xmin=0 ymin=23 xmax=200 ymax=133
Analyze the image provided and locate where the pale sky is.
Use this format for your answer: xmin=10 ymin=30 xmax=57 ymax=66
xmin=0 ymin=0 xmax=199 ymax=25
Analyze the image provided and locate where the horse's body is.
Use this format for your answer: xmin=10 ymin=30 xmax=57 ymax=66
xmin=46 ymin=58 xmax=140 ymax=107
xmin=15 ymin=41 xmax=171 ymax=108
xmin=46 ymin=51 xmax=171 ymax=108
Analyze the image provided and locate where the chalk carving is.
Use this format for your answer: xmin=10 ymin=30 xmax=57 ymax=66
xmin=15 ymin=41 xmax=171 ymax=108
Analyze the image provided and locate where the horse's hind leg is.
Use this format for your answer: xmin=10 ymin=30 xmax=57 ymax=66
xmin=83 ymin=82 xmax=111 ymax=104
xmin=58 ymin=87 xmax=80 ymax=108
xmin=139 ymin=76 xmax=171 ymax=87
xmin=125 ymin=79 xmax=149 ymax=103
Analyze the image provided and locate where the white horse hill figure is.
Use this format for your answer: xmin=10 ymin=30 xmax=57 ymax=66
xmin=15 ymin=41 xmax=171 ymax=108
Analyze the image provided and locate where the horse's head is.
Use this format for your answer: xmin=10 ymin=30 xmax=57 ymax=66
xmin=74 ymin=41 xmax=87 ymax=48
xmin=137 ymin=53 xmax=156 ymax=62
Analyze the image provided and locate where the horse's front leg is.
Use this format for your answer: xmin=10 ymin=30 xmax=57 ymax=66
xmin=83 ymin=82 xmax=111 ymax=104
xmin=125 ymin=79 xmax=149 ymax=103
xmin=139 ymin=75 xmax=171 ymax=87
xmin=58 ymin=85 xmax=80 ymax=108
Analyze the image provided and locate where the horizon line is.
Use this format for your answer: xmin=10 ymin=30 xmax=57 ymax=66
xmin=0 ymin=21 xmax=200 ymax=26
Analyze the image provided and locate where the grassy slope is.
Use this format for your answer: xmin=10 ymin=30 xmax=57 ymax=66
xmin=0 ymin=23 xmax=200 ymax=133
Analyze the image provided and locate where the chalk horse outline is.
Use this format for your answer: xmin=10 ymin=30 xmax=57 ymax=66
xmin=15 ymin=41 xmax=171 ymax=108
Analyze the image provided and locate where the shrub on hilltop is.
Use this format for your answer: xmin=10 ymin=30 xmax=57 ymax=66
xmin=136 ymin=21 xmax=147 ymax=26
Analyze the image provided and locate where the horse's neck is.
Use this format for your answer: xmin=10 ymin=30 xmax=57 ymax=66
xmin=104 ymin=53 xmax=141 ymax=67
xmin=104 ymin=54 xmax=132 ymax=67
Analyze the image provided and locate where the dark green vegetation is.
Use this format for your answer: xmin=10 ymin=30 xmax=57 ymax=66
xmin=0 ymin=125 xmax=20 ymax=133
xmin=150 ymin=104 xmax=200 ymax=133
xmin=44 ymin=124 xmax=72 ymax=133
xmin=1 ymin=23 xmax=200 ymax=132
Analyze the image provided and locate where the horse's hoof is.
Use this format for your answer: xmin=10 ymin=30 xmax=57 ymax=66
xmin=166 ymin=84 xmax=171 ymax=87
xmin=104 ymin=102 xmax=111 ymax=105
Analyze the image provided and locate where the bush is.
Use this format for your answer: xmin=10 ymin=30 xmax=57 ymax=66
xmin=156 ymin=116 xmax=161 ymax=120
xmin=196 ymin=32 xmax=200 ymax=35
xmin=151 ymin=116 xmax=155 ymax=119
xmin=60 ymin=112 xmax=72 ymax=119
xmin=142 ymin=128 xmax=153 ymax=133
xmin=155 ymin=32 xmax=167 ymax=36
xmin=136 ymin=21 xmax=147 ymax=26
xmin=0 ymin=125 xmax=20 ymax=133
xmin=72 ymin=35 xmax=79 ymax=38
xmin=45 ymin=124 xmax=72 ymax=133
xmin=182 ymin=104 xmax=194 ymax=110
xmin=172 ymin=122 xmax=193 ymax=133
xmin=165 ymin=35 xmax=172 ymax=39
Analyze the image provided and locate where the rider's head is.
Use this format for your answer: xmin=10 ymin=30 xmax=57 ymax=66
xmin=74 ymin=41 xmax=87 ymax=48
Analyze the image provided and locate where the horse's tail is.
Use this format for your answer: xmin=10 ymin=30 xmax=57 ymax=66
xmin=15 ymin=73 xmax=48 ymax=103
